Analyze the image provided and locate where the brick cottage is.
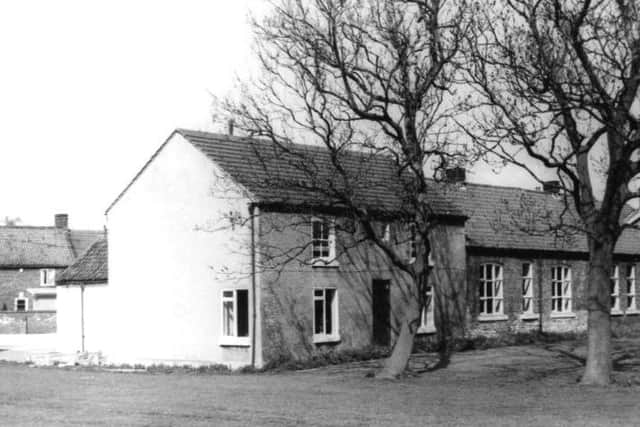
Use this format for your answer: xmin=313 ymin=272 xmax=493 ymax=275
xmin=56 ymin=129 xmax=640 ymax=367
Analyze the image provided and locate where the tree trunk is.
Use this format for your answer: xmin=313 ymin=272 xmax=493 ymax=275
xmin=377 ymin=306 xmax=419 ymax=379
xmin=581 ymin=239 xmax=613 ymax=386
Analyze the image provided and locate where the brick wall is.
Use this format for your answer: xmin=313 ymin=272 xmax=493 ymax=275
xmin=0 ymin=311 xmax=56 ymax=334
xmin=257 ymin=213 xmax=464 ymax=364
xmin=0 ymin=268 xmax=40 ymax=311
xmin=466 ymin=253 xmax=640 ymax=336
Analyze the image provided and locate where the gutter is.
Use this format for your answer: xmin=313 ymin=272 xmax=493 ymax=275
xmin=249 ymin=203 xmax=257 ymax=368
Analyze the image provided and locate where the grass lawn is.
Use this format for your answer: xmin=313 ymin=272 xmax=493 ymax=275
xmin=1 ymin=343 xmax=640 ymax=426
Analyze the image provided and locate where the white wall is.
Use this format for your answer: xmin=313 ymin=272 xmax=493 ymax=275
xmin=57 ymin=284 xmax=109 ymax=353
xmin=104 ymin=134 xmax=255 ymax=367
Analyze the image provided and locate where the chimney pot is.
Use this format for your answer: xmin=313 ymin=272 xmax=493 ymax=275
xmin=54 ymin=214 xmax=69 ymax=229
xmin=542 ymin=180 xmax=561 ymax=194
xmin=227 ymin=119 xmax=235 ymax=136
xmin=444 ymin=166 xmax=466 ymax=183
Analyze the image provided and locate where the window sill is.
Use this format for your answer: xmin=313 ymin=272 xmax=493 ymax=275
xmin=219 ymin=337 xmax=250 ymax=347
xmin=550 ymin=312 xmax=576 ymax=319
xmin=311 ymin=259 xmax=340 ymax=268
xmin=611 ymin=309 xmax=624 ymax=316
xmin=313 ymin=334 xmax=341 ymax=344
xmin=417 ymin=326 xmax=436 ymax=335
xmin=478 ymin=314 xmax=508 ymax=322
xmin=519 ymin=313 xmax=539 ymax=321
xmin=612 ymin=309 xmax=640 ymax=316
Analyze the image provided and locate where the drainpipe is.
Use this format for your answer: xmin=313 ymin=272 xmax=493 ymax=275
xmin=538 ymin=261 xmax=543 ymax=334
xmin=249 ymin=204 xmax=257 ymax=368
xmin=80 ymin=284 xmax=86 ymax=353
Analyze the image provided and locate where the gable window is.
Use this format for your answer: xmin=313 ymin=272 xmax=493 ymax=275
xmin=14 ymin=293 xmax=27 ymax=312
xmin=418 ymin=285 xmax=436 ymax=333
xmin=311 ymin=218 xmax=335 ymax=262
xmin=522 ymin=263 xmax=534 ymax=315
xmin=479 ymin=264 xmax=504 ymax=318
xmin=221 ymin=289 xmax=249 ymax=345
xmin=611 ymin=265 xmax=621 ymax=313
xmin=551 ymin=266 xmax=572 ymax=315
xmin=313 ymin=288 xmax=339 ymax=343
xmin=381 ymin=223 xmax=391 ymax=243
xmin=626 ymin=265 xmax=637 ymax=312
xmin=40 ymin=269 xmax=56 ymax=287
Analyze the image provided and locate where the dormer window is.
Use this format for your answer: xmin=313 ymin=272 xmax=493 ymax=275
xmin=40 ymin=269 xmax=56 ymax=287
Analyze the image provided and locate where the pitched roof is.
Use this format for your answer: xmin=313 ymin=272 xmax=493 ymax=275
xmin=0 ymin=227 xmax=103 ymax=268
xmin=109 ymin=129 xmax=640 ymax=257
xmin=176 ymin=129 xmax=464 ymax=217
xmin=56 ymin=238 xmax=108 ymax=284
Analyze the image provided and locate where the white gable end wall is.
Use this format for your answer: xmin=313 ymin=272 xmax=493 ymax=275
xmin=104 ymin=133 xmax=256 ymax=368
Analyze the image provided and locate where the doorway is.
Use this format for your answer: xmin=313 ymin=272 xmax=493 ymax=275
xmin=372 ymin=279 xmax=390 ymax=346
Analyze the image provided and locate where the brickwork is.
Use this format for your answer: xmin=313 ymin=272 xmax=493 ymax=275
xmin=0 ymin=311 xmax=56 ymax=334
xmin=0 ymin=269 xmax=41 ymax=311
xmin=467 ymin=254 xmax=640 ymax=336
xmin=257 ymin=213 xmax=463 ymax=364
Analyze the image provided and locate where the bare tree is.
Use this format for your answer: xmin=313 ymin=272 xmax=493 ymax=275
xmin=464 ymin=0 xmax=640 ymax=385
xmin=223 ymin=0 xmax=472 ymax=377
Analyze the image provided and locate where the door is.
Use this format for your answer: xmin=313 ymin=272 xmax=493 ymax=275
xmin=372 ymin=279 xmax=391 ymax=346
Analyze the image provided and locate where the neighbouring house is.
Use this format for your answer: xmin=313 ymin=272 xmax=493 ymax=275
xmin=0 ymin=214 xmax=102 ymax=334
xmin=68 ymin=129 xmax=640 ymax=368
xmin=56 ymin=238 xmax=108 ymax=353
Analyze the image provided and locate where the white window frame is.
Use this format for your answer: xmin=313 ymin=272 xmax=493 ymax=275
xmin=311 ymin=217 xmax=336 ymax=265
xmin=611 ymin=265 xmax=621 ymax=314
xmin=14 ymin=292 xmax=28 ymax=312
xmin=381 ymin=223 xmax=391 ymax=243
xmin=521 ymin=263 xmax=536 ymax=318
xmin=551 ymin=266 xmax=573 ymax=317
xmin=220 ymin=289 xmax=250 ymax=346
xmin=418 ymin=285 xmax=436 ymax=334
xmin=626 ymin=265 xmax=637 ymax=313
xmin=479 ymin=263 xmax=506 ymax=320
xmin=409 ymin=224 xmax=417 ymax=263
xmin=40 ymin=269 xmax=56 ymax=287
xmin=312 ymin=288 xmax=340 ymax=343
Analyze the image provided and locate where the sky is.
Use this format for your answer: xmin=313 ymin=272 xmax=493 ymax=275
xmin=0 ymin=0 xmax=540 ymax=230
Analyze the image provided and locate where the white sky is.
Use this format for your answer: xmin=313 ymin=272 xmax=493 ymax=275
xmin=0 ymin=0 xmax=540 ymax=230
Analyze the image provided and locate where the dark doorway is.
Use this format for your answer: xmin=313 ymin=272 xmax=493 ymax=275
xmin=372 ymin=279 xmax=391 ymax=346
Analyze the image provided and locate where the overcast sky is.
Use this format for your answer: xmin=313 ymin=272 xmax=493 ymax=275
xmin=0 ymin=1 xmax=539 ymax=230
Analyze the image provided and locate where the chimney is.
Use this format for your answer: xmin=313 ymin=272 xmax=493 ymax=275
xmin=444 ymin=166 xmax=466 ymax=183
xmin=227 ymin=119 xmax=235 ymax=136
xmin=54 ymin=214 xmax=69 ymax=229
xmin=542 ymin=180 xmax=561 ymax=194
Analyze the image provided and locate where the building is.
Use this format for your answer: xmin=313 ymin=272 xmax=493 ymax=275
xmin=56 ymin=238 xmax=108 ymax=353
xmin=62 ymin=129 xmax=640 ymax=367
xmin=0 ymin=214 xmax=102 ymax=334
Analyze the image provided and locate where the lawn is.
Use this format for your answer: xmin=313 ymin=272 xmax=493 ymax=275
xmin=1 ymin=343 xmax=639 ymax=426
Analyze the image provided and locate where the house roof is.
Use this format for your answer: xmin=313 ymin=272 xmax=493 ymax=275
xmin=176 ymin=129 xmax=464 ymax=218
xmin=56 ymin=238 xmax=108 ymax=284
xmin=108 ymin=129 xmax=640 ymax=257
xmin=0 ymin=227 xmax=103 ymax=268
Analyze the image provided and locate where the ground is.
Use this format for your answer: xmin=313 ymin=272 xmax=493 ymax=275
xmin=2 ymin=341 xmax=640 ymax=426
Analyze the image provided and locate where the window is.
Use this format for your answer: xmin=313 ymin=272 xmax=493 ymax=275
xmin=40 ymin=269 xmax=55 ymax=287
xmin=626 ymin=265 xmax=637 ymax=312
xmin=551 ymin=266 xmax=572 ymax=314
xmin=418 ymin=285 xmax=436 ymax=333
xmin=311 ymin=218 xmax=335 ymax=262
xmin=409 ymin=224 xmax=417 ymax=262
xmin=221 ymin=289 xmax=249 ymax=345
xmin=479 ymin=264 xmax=503 ymax=317
xmin=381 ymin=223 xmax=391 ymax=243
xmin=14 ymin=293 xmax=27 ymax=312
xmin=313 ymin=288 xmax=339 ymax=342
xmin=611 ymin=265 xmax=621 ymax=313
xmin=522 ymin=263 xmax=534 ymax=315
